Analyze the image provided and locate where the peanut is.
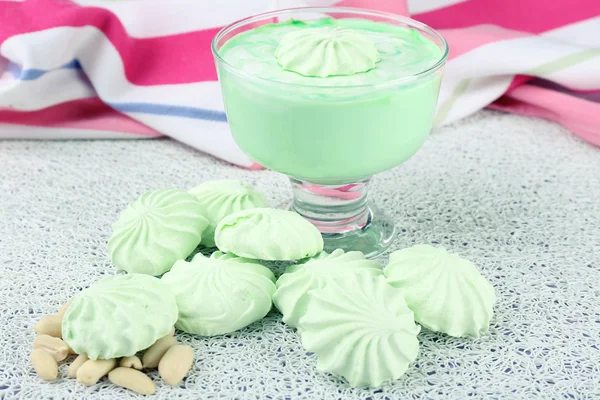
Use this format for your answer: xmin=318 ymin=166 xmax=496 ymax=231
xmin=109 ymin=367 xmax=156 ymax=395
xmin=120 ymin=356 xmax=143 ymax=370
xmin=31 ymin=349 xmax=58 ymax=381
xmin=34 ymin=315 xmax=63 ymax=338
xmin=67 ymin=353 xmax=89 ymax=378
xmin=158 ymin=345 xmax=193 ymax=385
xmin=142 ymin=336 xmax=177 ymax=369
xmin=33 ymin=335 xmax=70 ymax=362
xmin=168 ymin=327 xmax=175 ymax=337
xmin=76 ymin=358 xmax=117 ymax=386
xmin=57 ymin=300 xmax=72 ymax=317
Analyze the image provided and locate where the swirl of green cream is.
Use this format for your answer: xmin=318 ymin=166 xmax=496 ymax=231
xmin=275 ymin=27 xmax=380 ymax=78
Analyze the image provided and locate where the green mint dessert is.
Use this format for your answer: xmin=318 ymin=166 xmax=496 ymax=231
xmin=62 ymin=274 xmax=178 ymax=360
xmin=108 ymin=189 xmax=209 ymax=276
xmin=273 ymin=249 xmax=382 ymax=328
xmin=384 ymin=245 xmax=496 ymax=338
xmin=217 ymin=18 xmax=444 ymax=184
xmin=161 ymin=252 xmax=276 ymax=336
xmin=214 ymin=208 xmax=324 ymax=260
xmin=188 ymin=180 xmax=268 ymax=247
xmin=298 ymin=273 xmax=420 ymax=387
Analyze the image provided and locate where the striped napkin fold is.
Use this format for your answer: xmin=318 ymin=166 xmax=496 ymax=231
xmin=0 ymin=0 xmax=598 ymax=168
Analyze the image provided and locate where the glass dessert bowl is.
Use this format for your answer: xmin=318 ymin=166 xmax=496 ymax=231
xmin=212 ymin=7 xmax=448 ymax=258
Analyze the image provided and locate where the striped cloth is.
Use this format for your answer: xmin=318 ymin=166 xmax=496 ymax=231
xmin=1 ymin=0 xmax=598 ymax=169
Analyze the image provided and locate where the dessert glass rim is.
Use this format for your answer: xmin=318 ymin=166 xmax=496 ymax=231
xmin=211 ymin=6 xmax=449 ymax=90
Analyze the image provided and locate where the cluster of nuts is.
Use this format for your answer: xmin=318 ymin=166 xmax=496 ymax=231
xmin=32 ymin=301 xmax=194 ymax=395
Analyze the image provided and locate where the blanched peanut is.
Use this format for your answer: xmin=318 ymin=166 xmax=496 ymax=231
xmin=57 ymin=300 xmax=72 ymax=317
xmin=120 ymin=356 xmax=142 ymax=370
xmin=142 ymin=336 xmax=177 ymax=369
xmin=158 ymin=345 xmax=193 ymax=385
xmin=109 ymin=367 xmax=156 ymax=395
xmin=33 ymin=335 xmax=70 ymax=362
xmin=68 ymin=354 xmax=89 ymax=378
xmin=76 ymin=358 xmax=117 ymax=386
xmin=34 ymin=315 xmax=63 ymax=338
xmin=31 ymin=349 xmax=58 ymax=381
xmin=167 ymin=327 xmax=175 ymax=337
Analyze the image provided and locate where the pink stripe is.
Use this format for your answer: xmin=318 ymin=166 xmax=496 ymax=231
xmin=335 ymin=0 xmax=408 ymax=15
xmin=490 ymin=85 xmax=600 ymax=146
xmin=441 ymin=25 xmax=530 ymax=60
xmin=306 ymin=184 xmax=362 ymax=200
xmin=0 ymin=0 xmax=219 ymax=84
xmin=248 ymin=162 xmax=264 ymax=171
xmin=0 ymin=98 xmax=161 ymax=137
xmin=413 ymin=0 xmax=600 ymax=34
xmin=506 ymin=75 xmax=533 ymax=92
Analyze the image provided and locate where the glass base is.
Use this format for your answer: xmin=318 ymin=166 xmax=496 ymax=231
xmin=285 ymin=177 xmax=396 ymax=259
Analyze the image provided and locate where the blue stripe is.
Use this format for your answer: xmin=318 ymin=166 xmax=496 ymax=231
xmin=109 ymin=102 xmax=228 ymax=122
xmin=3 ymin=61 xmax=228 ymax=123
xmin=6 ymin=59 xmax=82 ymax=81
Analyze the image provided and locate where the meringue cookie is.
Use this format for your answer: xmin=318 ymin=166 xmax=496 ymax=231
xmin=299 ymin=273 xmax=420 ymax=387
xmin=161 ymin=252 xmax=276 ymax=336
xmin=108 ymin=189 xmax=209 ymax=276
xmin=62 ymin=274 xmax=178 ymax=360
xmin=273 ymin=249 xmax=382 ymax=328
xmin=188 ymin=180 xmax=268 ymax=247
xmin=384 ymin=244 xmax=496 ymax=338
xmin=275 ymin=27 xmax=380 ymax=77
xmin=214 ymin=208 xmax=323 ymax=261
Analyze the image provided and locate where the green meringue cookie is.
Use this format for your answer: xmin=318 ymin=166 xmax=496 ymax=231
xmin=299 ymin=273 xmax=420 ymax=387
xmin=384 ymin=244 xmax=496 ymax=338
xmin=273 ymin=249 xmax=382 ymax=328
xmin=108 ymin=189 xmax=209 ymax=276
xmin=188 ymin=180 xmax=268 ymax=247
xmin=161 ymin=251 xmax=276 ymax=336
xmin=214 ymin=208 xmax=323 ymax=261
xmin=62 ymin=274 xmax=178 ymax=360
xmin=275 ymin=27 xmax=380 ymax=78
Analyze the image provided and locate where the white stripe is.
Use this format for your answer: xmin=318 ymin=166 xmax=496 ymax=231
xmin=542 ymin=16 xmax=600 ymax=48
xmin=442 ymin=35 xmax=600 ymax=83
xmin=0 ymin=124 xmax=153 ymax=139
xmin=408 ymin=0 xmax=468 ymax=14
xmin=0 ymin=69 xmax=95 ymax=110
xmin=535 ymin=53 xmax=600 ymax=89
xmin=437 ymin=32 xmax=600 ymax=110
xmin=438 ymin=76 xmax=514 ymax=125
xmin=72 ymin=0 xmax=280 ymax=37
xmin=0 ymin=57 xmax=13 ymax=82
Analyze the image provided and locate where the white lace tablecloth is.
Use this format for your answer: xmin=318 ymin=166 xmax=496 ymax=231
xmin=1 ymin=110 xmax=599 ymax=399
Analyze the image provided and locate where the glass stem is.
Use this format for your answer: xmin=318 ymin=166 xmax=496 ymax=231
xmin=290 ymin=177 xmax=372 ymax=235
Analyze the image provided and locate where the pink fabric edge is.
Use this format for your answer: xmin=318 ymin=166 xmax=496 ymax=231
xmin=490 ymin=84 xmax=600 ymax=146
xmin=412 ymin=0 xmax=600 ymax=34
xmin=0 ymin=98 xmax=161 ymax=137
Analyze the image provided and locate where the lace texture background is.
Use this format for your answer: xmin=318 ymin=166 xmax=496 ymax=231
xmin=1 ymin=111 xmax=599 ymax=399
